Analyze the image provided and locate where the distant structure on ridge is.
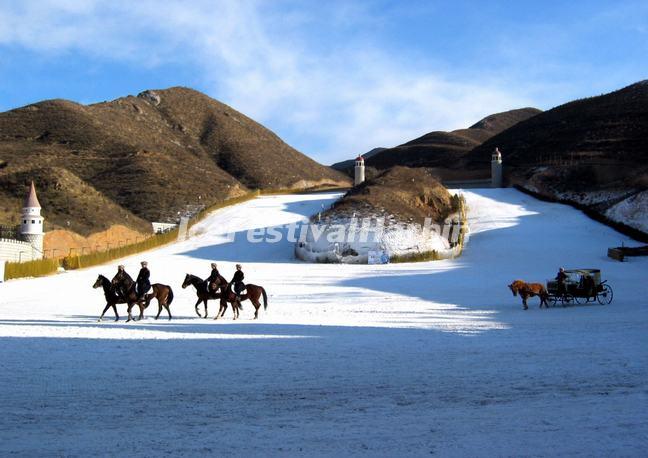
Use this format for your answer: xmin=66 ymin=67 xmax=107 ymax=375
xmin=354 ymin=155 xmax=365 ymax=186
xmin=491 ymin=147 xmax=503 ymax=188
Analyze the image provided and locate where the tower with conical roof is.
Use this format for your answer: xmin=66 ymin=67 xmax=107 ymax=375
xmin=20 ymin=181 xmax=44 ymax=259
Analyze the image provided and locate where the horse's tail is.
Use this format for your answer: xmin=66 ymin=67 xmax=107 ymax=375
xmin=262 ymin=287 xmax=268 ymax=310
xmin=167 ymin=286 xmax=174 ymax=306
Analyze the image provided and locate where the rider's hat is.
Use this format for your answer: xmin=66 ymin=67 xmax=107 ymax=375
xmin=236 ymin=263 xmax=242 ymax=269
xmin=118 ymin=264 xmax=125 ymax=270
xmin=211 ymin=262 xmax=218 ymax=268
xmin=559 ymin=267 xmax=565 ymax=271
xmin=141 ymin=261 xmax=148 ymax=266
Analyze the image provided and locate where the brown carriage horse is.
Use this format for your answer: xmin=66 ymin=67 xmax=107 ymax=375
xmin=508 ymin=279 xmax=549 ymax=310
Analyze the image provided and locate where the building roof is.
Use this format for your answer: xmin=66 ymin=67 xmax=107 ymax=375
xmin=356 ymin=155 xmax=364 ymax=162
xmin=23 ymin=181 xmax=41 ymax=208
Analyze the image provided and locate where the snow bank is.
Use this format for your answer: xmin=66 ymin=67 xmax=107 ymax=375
xmin=605 ymin=190 xmax=648 ymax=233
xmin=295 ymin=216 xmax=454 ymax=263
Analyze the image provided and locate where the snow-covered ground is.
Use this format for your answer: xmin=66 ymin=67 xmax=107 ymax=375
xmin=1 ymin=189 xmax=647 ymax=456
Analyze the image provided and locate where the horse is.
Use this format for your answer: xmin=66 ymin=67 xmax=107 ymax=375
xmin=112 ymin=275 xmax=147 ymax=322
xmin=181 ymin=273 xmax=228 ymax=318
xmin=508 ymin=279 xmax=549 ymax=310
xmin=92 ymin=274 xmax=145 ymax=322
xmin=216 ymin=283 xmax=268 ymax=320
xmin=143 ymin=283 xmax=175 ymax=320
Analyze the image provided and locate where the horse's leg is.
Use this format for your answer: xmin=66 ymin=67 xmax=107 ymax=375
xmin=203 ymin=299 xmax=209 ymax=319
xmin=112 ymin=304 xmax=119 ymax=321
xmin=214 ymin=299 xmax=223 ymax=320
xmin=253 ymin=300 xmax=260 ymax=319
xmin=126 ymin=303 xmax=133 ymax=322
xmin=194 ymin=298 xmax=203 ymax=318
xmin=99 ymin=303 xmax=111 ymax=322
xmin=155 ymin=302 xmax=162 ymax=320
xmin=138 ymin=302 xmax=144 ymax=321
xmin=165 ymin=303 xmax=172 ymax=320
xmin=522 ymin=294 xmax=528 ymax=310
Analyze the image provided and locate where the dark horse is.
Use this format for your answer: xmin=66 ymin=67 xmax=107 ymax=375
xmin=508 ymin=279 xmax=549 ymax=310
xmin=111 ymin=275 xmax=149 ymax=322
xmin=93 ymin=274 xmax=145 ymax=322
xmin=181 ymin=273 xmax=228 ymax=318
xmin=144 ymin=283 xmax=175 ymax=320
xmin=217 ymin=283 xmax=268 ymax=320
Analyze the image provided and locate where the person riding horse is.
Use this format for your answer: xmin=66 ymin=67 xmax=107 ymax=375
xmin=135 ymin=261 xmax=151 ymax=300
xmin=229 ymin=264 xmax=246 ymax=302
xmin=112 ymin=265 xmax=134 ymax=301
xmin=555 ymin=267 xmax=568 ymax=295
xmin=204 ymin=262 xmax=221 ymax=295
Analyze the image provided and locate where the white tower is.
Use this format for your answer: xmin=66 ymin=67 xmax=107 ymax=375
xmin=354 ymin=155 xmax=365 ymax=186
xmin=20 ymin=181 xmax=44 ymax=259
xmin=491 ymin=147 xmax=503 ymax=188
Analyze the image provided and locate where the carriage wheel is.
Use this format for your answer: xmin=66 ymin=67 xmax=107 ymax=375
xmin=547 ymin=295 xmax=558 ymax=307
xmin=597 ymin=284 xmax=613 ymax=305
xmin=562 ymin=294 xmax=575 ymax=307
xmin=574 ymin=295 xmax=587 ymax=305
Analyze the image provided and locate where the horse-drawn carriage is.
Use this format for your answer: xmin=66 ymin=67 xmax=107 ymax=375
xmin=546 ymin=268 xmax=613 ymax=306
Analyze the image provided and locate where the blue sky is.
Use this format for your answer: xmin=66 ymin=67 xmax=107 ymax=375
xmin=1 ymin=1 xmax=647 ymax=164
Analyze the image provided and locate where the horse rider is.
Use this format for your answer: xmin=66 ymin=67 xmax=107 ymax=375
xmin=205 ymin=262 xmax=221 ymax=295
xmin=112 ymin=264 xmax=134 ymax=301
xmin=135 ymin=261 xmax=151 ymax=300
xmin=229 ymin=264 xmax=246 ymax=302
xmin=555 ymin=267 xmax=568 ymax=295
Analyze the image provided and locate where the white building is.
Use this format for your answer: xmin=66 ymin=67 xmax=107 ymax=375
xmin=491 ymin=147 xmax=503 ymax=188
xmin=354 ymin=155 xmax=365 ymax=186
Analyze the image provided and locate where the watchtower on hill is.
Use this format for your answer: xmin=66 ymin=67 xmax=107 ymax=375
xmin=354 ymin=155 xmax=365 ymax=186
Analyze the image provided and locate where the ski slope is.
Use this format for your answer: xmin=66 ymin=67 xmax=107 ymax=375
xmin=1 ymin=189 xmax=647 ymax=456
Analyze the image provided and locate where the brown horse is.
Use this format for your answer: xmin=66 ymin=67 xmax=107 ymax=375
xmin=181 ymin=273 xmax=228 ymax=318
xmin=93 ymin=274 xmax=145 ymax=322
xmin=144 ymin=284 xmax=174 ymax=320
xmin=215 ymin=284 xmax=268 ymax=320
xmin=508 ymin=279 xmax=549 ymax=310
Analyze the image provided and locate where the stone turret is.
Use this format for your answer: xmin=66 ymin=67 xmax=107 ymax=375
xmin=20 ymin=181 xmax=44 ymax=259
xmin=491 ymin=147 xmax=503 ymax=188
xmin=354 ymin=155 xmax=365 ymax=186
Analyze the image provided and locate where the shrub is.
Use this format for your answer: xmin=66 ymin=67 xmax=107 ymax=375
xmin=390 ymin=250 xmax=441 ymax=263
xmin=4 ymin=257 xmax=60 ymax=280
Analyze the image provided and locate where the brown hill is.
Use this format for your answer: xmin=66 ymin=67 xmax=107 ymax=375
xmin=0 ymin=167 xmax=150 ymax=236
xmin=325 ymin=166 xmax=456 ymax=224
xmin=465 ymin=81 xmax=648 ymax=171
xmin=464 ymin=81 xmax=648 ymax=236
xmin=365 ymin=108 xmax=541 ymax=170
xmin=0 ymin=87 xmax=350 ymax=234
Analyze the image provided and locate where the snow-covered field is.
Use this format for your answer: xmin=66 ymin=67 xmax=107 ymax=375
xmin=1 ymin=189 xmax=647 ymax=456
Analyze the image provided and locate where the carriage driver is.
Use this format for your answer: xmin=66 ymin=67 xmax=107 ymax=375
xmin=112 ymin=264 xmax=134 ymax=301
xmin=135 ymin=261 xmax=151 ymax=300
xmin=205 ymin=262 xmax=221 ymax=295
xmin=555 ymin=267 xmax=568 ymax=295
xmin=229 ymin=264 xmax=246 ymax=301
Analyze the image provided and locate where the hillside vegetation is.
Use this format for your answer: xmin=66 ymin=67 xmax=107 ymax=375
xmin=325 ymin=166 xmax=456 ymax=224
xmin=0 ymin=87 xmax=349 ymax=235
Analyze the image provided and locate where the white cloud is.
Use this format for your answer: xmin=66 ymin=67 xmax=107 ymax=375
xmin=0 ymin=0 xmax=534 ymax=163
